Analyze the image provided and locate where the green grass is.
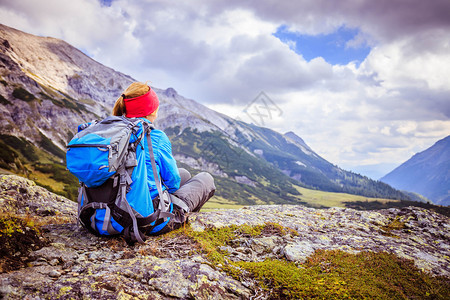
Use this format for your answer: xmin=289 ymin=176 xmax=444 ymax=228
xmin=0 ymin=134 xmax=78 ymax=201
xmin=200 ymin=195 xmax=245 ymax=211
xmin=291 ymin=184 xmax=400 ymax=208
xmin=176 ymin=223 xmax=450 ymax=300
xmin=29 ymin=164 xmax=78 ymax=201
xmin=201 ymin=184 xmax=404 ymax=211
xmin=200 ymin=184 xmax=449 ymax=219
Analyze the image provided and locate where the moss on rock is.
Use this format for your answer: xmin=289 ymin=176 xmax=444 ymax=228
xmin=0 ymin=214 xmax=46 ymax=272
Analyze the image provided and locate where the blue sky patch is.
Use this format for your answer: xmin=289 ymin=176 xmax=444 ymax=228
xmin=99 ymin=0 xmax=113 ymax=7
xmin=274 ymin=25 xmax=371 ymax=66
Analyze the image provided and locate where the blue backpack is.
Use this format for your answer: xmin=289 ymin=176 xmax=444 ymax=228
xmin=66 ymin=116 xmax=188 ymax=244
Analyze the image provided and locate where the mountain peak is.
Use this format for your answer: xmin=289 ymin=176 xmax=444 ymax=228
xmin=164 ymin=87 xmax=178 ymax=98
xmin=283 ymin=131 xmax=313 ymax=152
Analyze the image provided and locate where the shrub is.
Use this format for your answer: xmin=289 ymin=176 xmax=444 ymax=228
xmin=12 ymin=87 xmax=36 ymax=102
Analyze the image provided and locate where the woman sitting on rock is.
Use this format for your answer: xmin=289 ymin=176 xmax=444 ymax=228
xmin=112 ymin=81 xmax=216 ymax=234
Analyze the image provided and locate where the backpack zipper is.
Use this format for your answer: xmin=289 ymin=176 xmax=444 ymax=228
xmin=67 ymin=144 xmax=110 ymax=148
xmin=67 ymin=144 xmax=113 ymax=158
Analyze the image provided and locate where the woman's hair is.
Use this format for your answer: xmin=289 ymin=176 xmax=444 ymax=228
xmin=112 ymin=82 xmax=150 ymax=116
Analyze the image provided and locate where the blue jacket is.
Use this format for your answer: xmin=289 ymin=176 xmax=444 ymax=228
xmin=140 ymin=118 xmax=181 ymax=199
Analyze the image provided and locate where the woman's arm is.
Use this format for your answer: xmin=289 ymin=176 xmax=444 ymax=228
xmin=155 ymin=131 xmax=181 ymax=192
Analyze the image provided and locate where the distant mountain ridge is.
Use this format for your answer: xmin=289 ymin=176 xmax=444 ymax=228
xmin=381 ymin=136 xmax=450 ymax=206
xmin=0 ymin=23 xmax=409 ymax=204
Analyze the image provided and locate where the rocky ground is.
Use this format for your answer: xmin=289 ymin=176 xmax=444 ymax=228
xmin=0 ymin=174 xmax=449 ymax=299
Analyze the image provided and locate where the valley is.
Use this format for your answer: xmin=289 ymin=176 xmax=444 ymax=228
xmin=0 ymin=23 xmax=447 ymax=213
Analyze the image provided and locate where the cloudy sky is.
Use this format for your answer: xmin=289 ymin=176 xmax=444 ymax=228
xmin=1 ymin=0 xmax=449 ymax=179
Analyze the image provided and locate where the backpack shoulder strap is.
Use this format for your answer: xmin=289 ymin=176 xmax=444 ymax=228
xmin=144 ymin=123 xmax=168 ymax=211
xmin=144 ymin=122 xmax=190 ymax=214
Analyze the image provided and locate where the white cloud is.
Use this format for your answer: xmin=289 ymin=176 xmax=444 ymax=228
xmin=361 ymin=38 xmax=450 ymax=92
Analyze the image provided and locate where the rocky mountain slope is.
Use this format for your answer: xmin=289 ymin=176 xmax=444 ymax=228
xmin=0 ymin=23 xmax=410 ymax=206
xmin=0 ymin=23 xmax=133 ymax=148
xmin=381 ymin=135 xmax=450 ymax=206
xmin=1 ymin=175 xmax=449 ymax=299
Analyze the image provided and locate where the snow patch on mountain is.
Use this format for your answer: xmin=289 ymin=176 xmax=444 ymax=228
xmin=295 ymin=161 xmax=306 ymax=167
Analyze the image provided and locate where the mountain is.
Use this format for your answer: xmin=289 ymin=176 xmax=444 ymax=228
xmin=0 ymin=23 xmax=409 ymax=205
xmin=381 ymin=136 xmax=450 ymax=206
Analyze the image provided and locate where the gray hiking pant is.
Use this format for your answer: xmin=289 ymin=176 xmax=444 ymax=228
xmin=172 ymin=168 xmax=216 ymax=212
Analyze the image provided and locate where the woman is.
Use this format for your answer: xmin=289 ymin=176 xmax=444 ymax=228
xmin=112 ymin=81 xmax=216 ymax=233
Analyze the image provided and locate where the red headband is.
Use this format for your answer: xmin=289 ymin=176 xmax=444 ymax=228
xmin=124 ymin=87 xmax=159 ymax=118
